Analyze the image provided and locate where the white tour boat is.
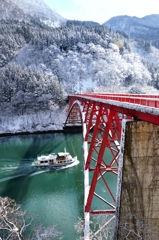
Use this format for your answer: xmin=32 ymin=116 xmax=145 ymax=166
xmin=35 ymin=148 xmax=77 ymax=168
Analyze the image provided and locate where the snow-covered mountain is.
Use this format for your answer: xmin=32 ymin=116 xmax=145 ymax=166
xmin=0 ymin=0 xmax=26 ymax=20
xmin=103 ymin=14 xmax=159 ymax=48
xmin=0 ymin=5 xmax=159 ymax=135
xmin=0 ymin=0 xmax=66 ymax=27
xmin=133 ymin=14 xmax=159 ymax=28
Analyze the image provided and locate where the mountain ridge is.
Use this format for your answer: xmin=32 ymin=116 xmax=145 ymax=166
xmin=0 ymin=2 xmax=159 ymax=135
xmin=103 ymin=14 xmax=159 ymax=48
xmin=0 ymin=0 xmax=66 ymax=27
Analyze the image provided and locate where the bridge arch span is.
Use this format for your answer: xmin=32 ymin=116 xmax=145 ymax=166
xmin=64 ymin=100 xmax=83 ymax=128
xmin=64 ymin=94 xmax=159 ymax=239
xmin=64 ymin=96 xmax=127 ymax=232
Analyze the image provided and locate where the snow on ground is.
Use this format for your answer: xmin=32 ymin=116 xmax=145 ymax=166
xmin=131 ymin=40 xmax=159 ymax=66
xmin=0 ymin=106 xmax=67 ymax=135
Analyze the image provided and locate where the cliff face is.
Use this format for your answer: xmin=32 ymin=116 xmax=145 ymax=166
xmin=0 ymin=102 xmax=68 ymax=135
xmin=0 ymin=91 xmax=67 ymax=134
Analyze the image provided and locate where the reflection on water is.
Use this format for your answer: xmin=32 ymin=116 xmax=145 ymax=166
xmin=0 ymin=132 xmax=83 ymax=240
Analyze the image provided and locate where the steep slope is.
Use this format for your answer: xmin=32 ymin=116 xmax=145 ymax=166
xmin=0 ymin=0 xmax=26 ymax=20
xmin=0 ymin=0 xmax=66 ymax=27
xmin=12 ymin=0 xmax=66 ymax=27
xmin=0 ymin=10 xmax=159 ymax=134
xmin=103 ymin=15 xmax=159 ymax=48
xmin=13 ymin=25 xmax=159 ymax=94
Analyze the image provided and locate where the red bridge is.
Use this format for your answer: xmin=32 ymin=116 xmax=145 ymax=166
xmin=64 ymin=93 xmax=159 ymax=238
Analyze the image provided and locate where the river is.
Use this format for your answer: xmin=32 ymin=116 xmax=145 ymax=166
xmin=0 ymin=132 xmax=84 ymax=239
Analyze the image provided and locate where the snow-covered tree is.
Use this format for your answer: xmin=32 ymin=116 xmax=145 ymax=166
xmin=0 ymin=196 xmax=62 ymax=240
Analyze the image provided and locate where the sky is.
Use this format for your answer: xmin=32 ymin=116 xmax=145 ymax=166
xmin=44 ymin=0 xmax=159 ymax=24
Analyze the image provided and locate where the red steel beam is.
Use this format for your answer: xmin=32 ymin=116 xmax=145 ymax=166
xmin=71 ymin=93 xmax=159 ymax=108
xmin=85 ymin=104 xmax=104 ymax=170
xmin=85 ymin=109 xmax=116 ymax=212
xmin=65 ymin=94 xmax=159 ymax=216
xmin=68 ymin=95 xmax=159 ymax=126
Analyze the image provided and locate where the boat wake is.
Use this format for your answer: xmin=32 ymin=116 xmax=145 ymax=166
xmin=0 ymin=159 xmax=80 ymax=183
xmin=29 ymin=170 xmax=50 ymax=177
xmin=0 ymin=159 xmax=39 ymax=182
xmin=0 ymin=173 xmax=30 ymax=183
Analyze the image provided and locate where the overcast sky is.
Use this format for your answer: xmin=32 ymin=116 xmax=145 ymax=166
xmin=44 ymin=0 xmax=159 ymax=24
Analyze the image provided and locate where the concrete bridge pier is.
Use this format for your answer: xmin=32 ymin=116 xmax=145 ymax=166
xmin=115 ymin=120 xmax=159 ymax=239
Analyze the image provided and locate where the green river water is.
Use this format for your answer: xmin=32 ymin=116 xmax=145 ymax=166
xmin=0 ymin=132 xmax=84 ymax=239
xmin=0 ymin=132 xmax=117 ymax=239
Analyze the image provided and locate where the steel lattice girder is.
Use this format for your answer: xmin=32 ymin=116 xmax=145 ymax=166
xmin=69 ymin=94 xmax=159 ymax=125
xmin=83 ymin=102 xmax=122 ymax=214
xmin=64 ymin=94 xmax=159 ymax=239
xmin=65 ymin=97 xmax=127 ymax=215
xmin=65 ymin=102 xmax=82 ymax=125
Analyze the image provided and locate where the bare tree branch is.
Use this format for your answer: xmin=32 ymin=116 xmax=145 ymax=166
xmin=0 ymin=196 xmax=62 ymax=240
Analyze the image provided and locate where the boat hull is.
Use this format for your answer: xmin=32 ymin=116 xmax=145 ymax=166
xmin=35 ymin=156 xmax=77 ymax=169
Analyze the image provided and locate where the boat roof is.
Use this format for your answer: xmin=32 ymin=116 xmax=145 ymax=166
xmin=58 ymin=152 xmax=69 ymax=156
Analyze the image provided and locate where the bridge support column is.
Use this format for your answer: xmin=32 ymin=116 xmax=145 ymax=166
xmin=83 ymin=113 xmax=90 ymax=240
xmin=115 ymin=120 xmax=159 ymax=239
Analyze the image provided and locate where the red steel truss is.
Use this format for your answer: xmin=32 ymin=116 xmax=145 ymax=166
xmin=64 ymin=93 xmax=159 ymax=215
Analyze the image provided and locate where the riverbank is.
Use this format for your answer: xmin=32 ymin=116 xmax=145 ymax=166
xmin=0 ymin=129 xmax=64 ymax=137
xmin=0 ymin=106 xmax=67 ymax=136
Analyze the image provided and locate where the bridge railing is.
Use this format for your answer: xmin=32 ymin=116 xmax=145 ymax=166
xmin=66 ymin=93 xmax=159 ymax=238
xmin=70 ymin=93 xmax=159 ymax=108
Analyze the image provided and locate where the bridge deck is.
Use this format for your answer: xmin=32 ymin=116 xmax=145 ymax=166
xmin=66 ymin=93 xmax=159 ymax=239
xmin=69 ymin=93 xmax=159 ymax=125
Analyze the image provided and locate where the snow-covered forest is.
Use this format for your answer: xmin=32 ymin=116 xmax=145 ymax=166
xmin=0 ymin=7 xmax=159 ymax=133
xmin=16 ymin=23 xmax=159 ymax=92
